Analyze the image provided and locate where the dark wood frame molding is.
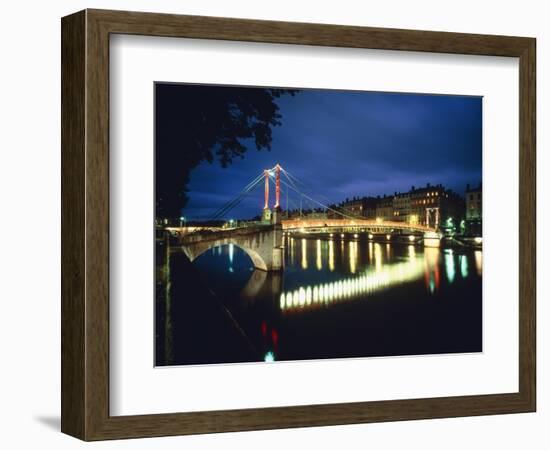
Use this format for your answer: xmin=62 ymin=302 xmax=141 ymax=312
xmin=61 ymin=9 xmax=536 ymax=441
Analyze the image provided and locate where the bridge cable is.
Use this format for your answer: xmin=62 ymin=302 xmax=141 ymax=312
xmin=208 ymin=172 xmax=265 ymax=221
xmin=278 ymin=167 xmax=366 ymax=221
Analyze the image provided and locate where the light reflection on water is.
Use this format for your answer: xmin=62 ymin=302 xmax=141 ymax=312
xmin=219 ymin=236 xmax=483 ymax=315
xmin=316 ymin=239 xmax=322 ymax=271
xmin=174 ymin=235 xmax=483 ymax=364
xmin=475 ymin=250 xmax=482 ymax=275
xmin=445 ymin=249 xmax=455 ymax=283
xmin=279 ymin=240 xmax=453 ymax=313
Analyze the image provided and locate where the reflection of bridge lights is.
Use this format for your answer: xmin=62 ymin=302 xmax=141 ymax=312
xmin=475 ymin=250 xmax=482 ymax=275
xmin=429 ymin=276 xmax=435 ymax=293
xmin=280 ymin=255 xmax=426 ymax=312
xmin=374 ymin=243 xmax=382 ymax=271
xmin=424 ymin=247 xmax=441 ymax=293
xmin=299 ymin=287 xmax=306 ymax=306
xmin=264 ymin=351 xmax=275 ymax=362
xmin=301 ymin=239 xmax=308 ymax=269
xmin=349 ymin=241 xmax=358 ymax=274
xmin=316 ymin=240 xmax=322 ymax=271
xmin=228 ymin=243 xmax=234 ymax=264
xmin=408 ymin=245 xmax=415 ymax=259
xmin=445 ymin=252 xmax=455 ymax=283
xmin=328 ymin=240 xmax=335 ymax=271
xmin=460 ymin=255 xmax=469 ymax=278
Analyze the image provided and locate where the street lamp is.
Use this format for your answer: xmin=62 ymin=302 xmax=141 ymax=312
xmin=179 ymin=216 xmax=185 ymax=228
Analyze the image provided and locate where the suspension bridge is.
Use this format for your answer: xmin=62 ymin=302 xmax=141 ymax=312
xmin=176 ymin=164 xmax=439 ymax=272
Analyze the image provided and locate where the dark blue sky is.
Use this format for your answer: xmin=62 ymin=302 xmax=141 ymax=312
xmin=182 ymin=88 xmax=482 ymax=220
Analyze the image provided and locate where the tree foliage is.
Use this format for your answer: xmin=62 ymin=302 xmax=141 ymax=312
xmin=155 ymin=84 xmax=298 ymax=218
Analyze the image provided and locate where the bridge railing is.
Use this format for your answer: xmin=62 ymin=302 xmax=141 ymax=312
xmin=281 ymin=218 xmax=434 ymax=233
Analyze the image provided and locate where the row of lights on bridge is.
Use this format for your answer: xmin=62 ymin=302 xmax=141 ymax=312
xmin=285 ymin=232 xmax=416 ymax=242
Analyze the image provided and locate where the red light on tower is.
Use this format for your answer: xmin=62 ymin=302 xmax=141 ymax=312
xmin=274 ymin=164 xmax=281 ymax=209
xmin=264 ymin=169 xmax=270 ymax=210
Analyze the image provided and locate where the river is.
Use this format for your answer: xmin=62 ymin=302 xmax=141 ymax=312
xmin=155 ymin=235 xmax=482 ymax=366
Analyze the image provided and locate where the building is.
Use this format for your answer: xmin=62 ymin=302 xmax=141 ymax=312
xmin=465 ymin=183 xmax=482 ymax=235
xmin=332 ymin=183 xmax=466 ymax=231
xmin=375 ymin=195 xmax=393 ymax=221
xmin=341 ymin=197 xmax=365 ymax=217
xmin=466 ymin=183 xmax=482 ymax=220
xmin=408 ymin=183 xmax=465 ymax=230
xmin=361 ymin=197 xmax=379 ymax=220
xmin=392 ymin=191 xmax=411 ymax=223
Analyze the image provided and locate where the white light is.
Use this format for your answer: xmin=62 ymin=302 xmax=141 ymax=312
xmin=279 ymin=254 xmax=427 ymax=312
xmin=354 ymin=234 xmax=358 ymax=238
xmin=341 ymin=234 xmax=345 ymax=238
xmin=368 ymin=234 xmax=373 ymax=239
xmin=474 ymin=237 xmax=483 ymax=244
xmin=386 ymin=234 xmax=391 ymax=240
xmin=408 ymin=235 xmax=415 ymax=242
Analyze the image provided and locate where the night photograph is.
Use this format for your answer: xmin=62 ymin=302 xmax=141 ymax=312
xmin=154 ymin=83 xmax=483 ymax=367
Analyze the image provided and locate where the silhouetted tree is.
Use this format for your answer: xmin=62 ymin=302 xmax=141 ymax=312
xmin=155 ymin=84 xmax=298 ymax=218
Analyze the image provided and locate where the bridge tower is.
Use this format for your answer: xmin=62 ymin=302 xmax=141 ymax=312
xmin=272 ymin=164 xmax=282 ymax=225
xmin=261 ymin=169 xmax=272 ymax=223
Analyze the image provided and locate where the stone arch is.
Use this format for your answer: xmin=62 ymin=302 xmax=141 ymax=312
xmin=184 ymin=241 xmax=268 ymax=272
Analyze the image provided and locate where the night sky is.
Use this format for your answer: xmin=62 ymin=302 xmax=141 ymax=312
xmin=161 ymin=86 xmax=482 ymax=220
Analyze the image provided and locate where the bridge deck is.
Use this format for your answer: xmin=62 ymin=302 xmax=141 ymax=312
xmin=180 ymin=223 xmax=277 ymax=244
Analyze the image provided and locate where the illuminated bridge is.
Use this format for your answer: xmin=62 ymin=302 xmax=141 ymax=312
xmin=282 ymin=218 xmax=433 ymax=234
xmin=177 ymin=164 xmax=440 ymax=272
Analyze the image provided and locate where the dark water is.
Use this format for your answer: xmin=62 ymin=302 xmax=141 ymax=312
xmin=156 ymin=235 xmax=482 ymax=366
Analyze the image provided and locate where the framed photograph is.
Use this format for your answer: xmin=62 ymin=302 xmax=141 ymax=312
xmin=61 ymin=9 xmax=536 ymax=440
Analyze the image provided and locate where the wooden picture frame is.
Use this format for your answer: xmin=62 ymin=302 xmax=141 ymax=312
xmin=61 ymin=9 xmax=536 ymax=441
